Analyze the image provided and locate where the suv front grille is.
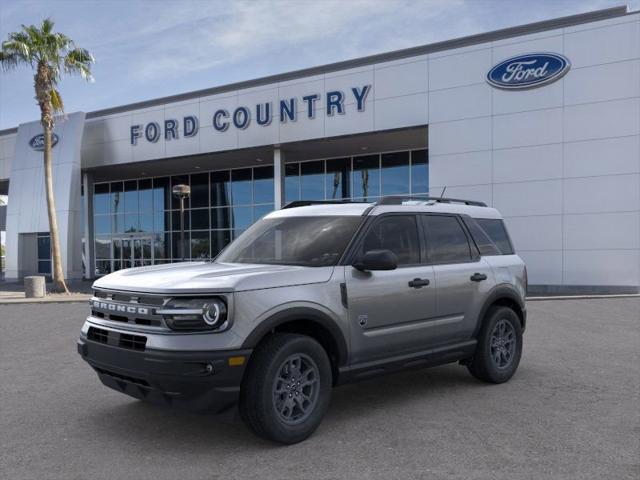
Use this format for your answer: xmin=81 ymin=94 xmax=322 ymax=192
xmin=86 ymin=326 xmax=147 ymax=352
xmin=90 ymin=289 xmax=167 ymax=329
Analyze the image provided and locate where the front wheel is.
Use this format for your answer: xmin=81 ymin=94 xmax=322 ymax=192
xmin=239 ymin=333 xmax=332 ymax=444
xmin=467 ymin=306 xmax=523 ymax=383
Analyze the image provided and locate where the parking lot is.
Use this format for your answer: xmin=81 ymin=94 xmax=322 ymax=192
xmin=0 ymin=297 xmax=638 ymax=480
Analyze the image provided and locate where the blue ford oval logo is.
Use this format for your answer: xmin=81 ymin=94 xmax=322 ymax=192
xmin=487 ymin=53 xmax=570 ymax=90
xmin=29 ymin=133 xmax=59 ymax=151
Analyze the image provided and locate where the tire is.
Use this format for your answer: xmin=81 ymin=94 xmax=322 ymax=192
xmin=239 ymin=333 xmax=332 ymax=444
xmin=467 ymin=306 xmax=523 ymax=384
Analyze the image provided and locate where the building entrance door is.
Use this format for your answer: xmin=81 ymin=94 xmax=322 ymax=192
xmin=112 ymin=235 xmax=153 ymax=271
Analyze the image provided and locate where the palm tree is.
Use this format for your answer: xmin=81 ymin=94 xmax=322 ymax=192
xmin=0 ymin=18 xmax=94 ymax=293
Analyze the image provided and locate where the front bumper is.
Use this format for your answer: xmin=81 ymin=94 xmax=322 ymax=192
xmin=77 ymin=336 xmax=251 ymax=413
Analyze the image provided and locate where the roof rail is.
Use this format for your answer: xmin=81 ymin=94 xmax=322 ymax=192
xmin=376 ymin=195 xmax=487 ymax=207
xmin=281 ymin=200 xmax=363 ymax=209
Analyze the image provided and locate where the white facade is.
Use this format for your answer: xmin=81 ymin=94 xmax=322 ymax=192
xmin=0 ymin=7 xmax=638 ymax=292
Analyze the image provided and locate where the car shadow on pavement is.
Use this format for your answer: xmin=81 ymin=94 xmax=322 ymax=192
xmin=85 ymin=363 xmax=496 ymax=449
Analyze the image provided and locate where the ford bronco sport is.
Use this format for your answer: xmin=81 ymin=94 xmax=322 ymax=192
xmin=78 ymin=196 xmax=526 ymax=444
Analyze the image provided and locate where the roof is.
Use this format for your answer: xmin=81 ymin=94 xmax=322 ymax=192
xmin=265 ymin=201 xmax=504 ymax=219
xmin=0 ymin=5 xmax=631 ymax=136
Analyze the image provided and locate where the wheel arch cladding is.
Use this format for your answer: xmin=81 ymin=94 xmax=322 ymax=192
xmin=476 ymin=285 xmax=526 ymax=335
xmin=241 ymin=307 xmax=349 ymax=381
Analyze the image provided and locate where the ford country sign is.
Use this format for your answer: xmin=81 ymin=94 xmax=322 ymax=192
xmin=487 ymin=53 xmax=570 ymax=90
xmin=29 ymin=133 xmax=59 ymax=151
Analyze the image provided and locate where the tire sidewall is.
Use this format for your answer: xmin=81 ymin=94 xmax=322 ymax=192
xmin=258 ymin=336 xmax=332 ymax=443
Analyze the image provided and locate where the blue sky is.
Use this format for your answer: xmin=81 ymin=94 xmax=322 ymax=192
xmin=0 ymin=0 xmax=634 ymax=130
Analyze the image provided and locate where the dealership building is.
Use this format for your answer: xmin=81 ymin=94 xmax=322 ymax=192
xmin=0 ymin=5 xmax=639 ymax=293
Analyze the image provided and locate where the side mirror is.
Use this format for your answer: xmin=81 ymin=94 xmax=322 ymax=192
xmin=353 ymin=249 xmax=398 ymax=271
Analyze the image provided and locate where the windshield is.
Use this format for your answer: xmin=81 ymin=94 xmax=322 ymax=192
xmin=217 ymin=216 xmax=363 ymax=267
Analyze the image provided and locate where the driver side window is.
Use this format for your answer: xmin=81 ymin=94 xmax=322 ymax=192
xmin=360 ymin=215 xmax=420 ymax=265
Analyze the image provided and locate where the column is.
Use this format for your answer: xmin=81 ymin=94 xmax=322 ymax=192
xmin=273 ymin=147 xmax=286 ymax=209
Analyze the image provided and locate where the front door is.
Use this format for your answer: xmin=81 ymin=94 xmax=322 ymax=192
xmin=345 ymin=214 xmax=437 ymax=364
xmin=113 ymin=235 xmax=153 ymax=271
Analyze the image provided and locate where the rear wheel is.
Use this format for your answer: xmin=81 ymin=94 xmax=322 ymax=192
xmin=239 ymin=333 xmax=332 ymax=444
xmin=467 ymin=306 xmax=522 ymax=383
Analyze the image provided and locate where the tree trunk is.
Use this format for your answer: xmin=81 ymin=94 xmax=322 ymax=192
xmin=36 ymin=63 xmax=68 ymax=294
xmin=43 ymin=122 xmax=69 ymax=293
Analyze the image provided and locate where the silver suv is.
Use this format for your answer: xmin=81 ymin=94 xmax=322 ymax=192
xmin=78 ymin=196 xmax=527 ymax=444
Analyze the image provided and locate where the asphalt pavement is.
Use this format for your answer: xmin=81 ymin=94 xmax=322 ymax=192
xmin=0 ymin=298 xmax=638 ymax=480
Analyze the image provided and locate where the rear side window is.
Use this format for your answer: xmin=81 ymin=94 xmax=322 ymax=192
xmin=475 ymin=218 xmax=514 ymax=255
xmin=361 ymin=215 xmax=420 ymax=265
xmin=462 ymin=217 xmax=501 ymax=256
xmin=422 ymin=215 xmax=472 ymax=264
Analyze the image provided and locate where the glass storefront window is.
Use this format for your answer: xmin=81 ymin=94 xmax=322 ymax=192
xmin=253 ymin=166 xmax=274 ymax=204
xmin=352 ymin=155 xmax=380 ymax=201
xmin=231 ymin=169 xmax=252 ymax=205
xmin=190 ymin=231 xmax=210 ymax=259
xmin=191 ymin=208 xmax=209 ymax=230
xmin=285 ymin=163 xmax=300 ymax=203
xmin=92 ymin=149 xmax=427 ymax=275
xmin=300 ymin=161 xmax=324 ymax=200
xmin=211 ymin=230 xmax=232 ymax=256
xmin=411 ymin=149 xmax=429 ymax=194
xmin=211 ymin=207 xmax=231 ymax=229
xmin=153 ymin=177 xmax=170 ymax=211
xmin=211 ymin=171 xmax=231 ymax=207
xmin=111 ymin=182 xmax=123 ymax=216
xmin=381 ymin=152 xmax=410 ymax=195
xmin=94 ymin=184 xmax=110 ymax=214
xmin=171 ymin=210 xmax=190 ymax=231
xmin=232 ymin=206 xmax=253 ymax=229
xmin=139 ymin=179 xmax=153 ymax=212
xmin=190 ymin=173 xmax=209 ymax=208
xmin=326 ymin=158 xmax=350 ymax=200
xmin=124 ymin=180 xmax=138 ymax=213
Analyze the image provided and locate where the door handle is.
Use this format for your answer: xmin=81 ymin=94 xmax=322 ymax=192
xmin=408 ymin=278 xmax=430 ymax=288
xmin=470 ymin=272 xmax=487 ymax=282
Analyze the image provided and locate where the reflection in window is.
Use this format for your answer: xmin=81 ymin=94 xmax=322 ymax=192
xmin=190 ymin=231 xmax=210 ymax=259
xmin=211 ymin=171 xmax=230 ymax=207
xmin=285 ymin=163 xmax=300 ymax=203
xmin=381 ymin=152 xmax=410 ymax=195
xmin=411 ymin=149 xmax=429 ymax=194
xmin=352 ymin=155 xmax=380 ymax=201
xmin=326 ymin=158 xmax=350 ymax=199
xmin=231 ymin=169 xmax=252 ymax=205
xmin=153 ymin=177 xmax=170 ymax=211
xmin=232 ymin=206 xmax=253 ymax=229
xmin=94 ymin=184 xmax=110 ymax=214
xmin=253 ymin=166 xmax=274 ymax=204
xmin=190 ymin=173 xmax=209 ymax=208
xmin=300 ymin=161 xmax=324 ymax=200
xmin=191 ymin=208 xmax=210 ymax=230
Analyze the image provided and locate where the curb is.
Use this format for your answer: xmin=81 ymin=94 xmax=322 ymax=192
xmin=0 ymin=295 xmax=92 ymax=305
xmin=527 ymin=294 xmax=640 ymax=301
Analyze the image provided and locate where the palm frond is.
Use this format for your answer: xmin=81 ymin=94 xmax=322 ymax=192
xmin=50 ymin=88 xmax=64 ymax=113
xmin=64 ymin=47 xmax=94 ymax=81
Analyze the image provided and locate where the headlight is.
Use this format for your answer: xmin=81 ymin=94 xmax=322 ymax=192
xmin=157 ymin=298 xmax=229 ymax=331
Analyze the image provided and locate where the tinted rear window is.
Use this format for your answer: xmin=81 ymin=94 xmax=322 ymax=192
xmin=422 ymin=215 xmax=472 ymax=264
xmin=462 ymin=217 xmax=501 ymax=256
xmin=475 ymin=218 xmax=514 ymax=255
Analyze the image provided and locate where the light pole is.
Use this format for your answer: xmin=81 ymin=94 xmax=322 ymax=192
xmin=172 ymin=184 xmax=191 ymax=261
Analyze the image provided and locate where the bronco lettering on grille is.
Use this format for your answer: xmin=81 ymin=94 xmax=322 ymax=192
xmin=91 ymin=300 xmax=149 ymax=315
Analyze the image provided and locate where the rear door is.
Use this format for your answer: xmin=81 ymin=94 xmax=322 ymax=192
xmin=345 ymin=214 xmax=437 ymax=363
xmin=421 ymin=214 xmax=495 ymax=344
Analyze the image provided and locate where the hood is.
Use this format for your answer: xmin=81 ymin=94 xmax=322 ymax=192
xmin=92 ymin=261 xmax=335 ymax=294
